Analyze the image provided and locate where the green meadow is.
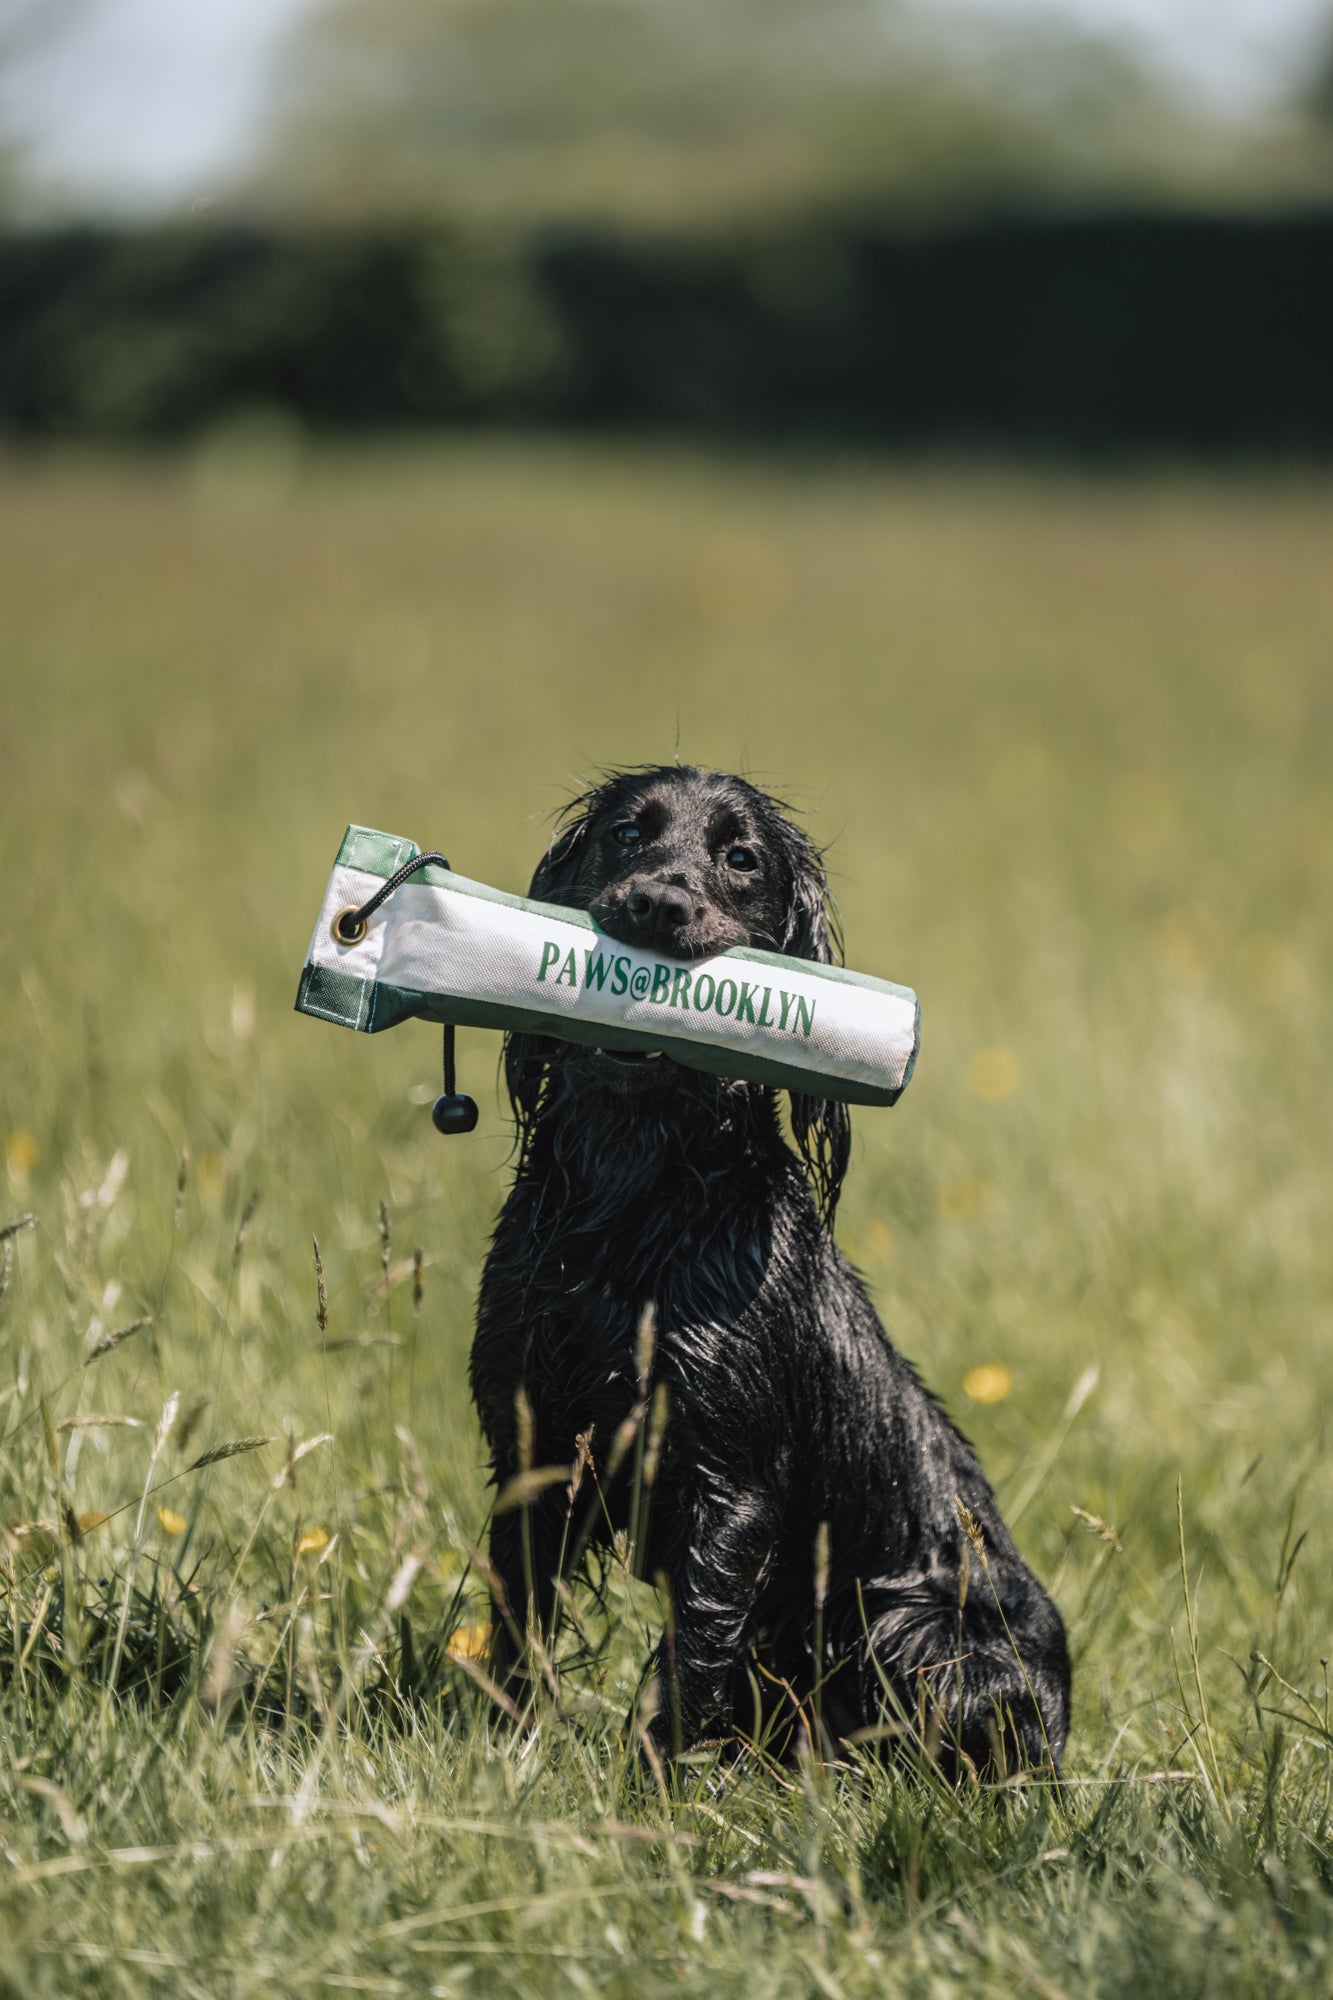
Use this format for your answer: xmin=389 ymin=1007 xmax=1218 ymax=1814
xmin=1 ymin=441 xmax=1331 ymax=1995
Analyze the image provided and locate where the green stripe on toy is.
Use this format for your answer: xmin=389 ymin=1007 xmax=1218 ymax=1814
xmin=295 ymin=825 xmax=920 ymax=1109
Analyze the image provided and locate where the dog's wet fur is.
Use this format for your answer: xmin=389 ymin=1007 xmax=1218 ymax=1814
xmin=470 ymin=766 xmax=1070 ymax=1775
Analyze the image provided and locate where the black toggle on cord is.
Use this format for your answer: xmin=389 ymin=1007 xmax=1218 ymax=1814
xmin=333 ymin=852 xmax=479 ymax=1137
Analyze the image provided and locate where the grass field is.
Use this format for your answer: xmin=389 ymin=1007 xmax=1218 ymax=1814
xmin=2 ymin=441 xmax=1331 ymax=1996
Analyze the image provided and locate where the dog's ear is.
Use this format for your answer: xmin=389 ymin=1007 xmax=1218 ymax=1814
xmin=780 ymin=829 xmax=851 ymax=1227
xmin=502 ymin=1026 xmax=557 ymax=1162
xmin=781 ymin=856 xmax=840 ymax=970
xmin=789 ymin=1091 xmax=851 ymax=1229
xmin=526 ymin=813 xmax=592 ymax=909
xmin=503 ymin=807 xmax=595 ymax=1152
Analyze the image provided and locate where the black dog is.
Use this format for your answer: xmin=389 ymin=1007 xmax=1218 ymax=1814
xmin=470 ymin=767 xmax=1069 ymax=1776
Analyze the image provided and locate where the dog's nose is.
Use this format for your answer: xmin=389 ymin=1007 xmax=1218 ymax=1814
xmin=625 ymin=882 xmax=694 ymax=943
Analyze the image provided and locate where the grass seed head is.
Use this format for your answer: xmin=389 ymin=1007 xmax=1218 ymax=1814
xmin=231 ymin=1188 xmax=261 ymax=1268
xmin=956 ymin=1497 xmax=986 ymax=1557
xmin=152 ymin=1391 xmax=181 ymax=1461
xmin=40 ymin=1397 xmax=59 ymax=1480
xmin=494 ymin=1464 xmax=572 ymax=1515
xmin=313 ymin=1234 xmax=328 ymax=1331
xmin=188 ymin=1435 xmax=273 ymax=1470
xmin=814 ymin=1519 xmax=831 ymax=1610
xmin=58 ymin=1413 xmax=144 ymax=1431
xmin=515 ymin=1385 xmax=535 ymax=1472
xmin=385 ymin=1553 xmax=423 ymax=1613
xmin=635 ymin=1299 xmax=657 ymax=1394
xmin=1064 ymin=1366 xmax=1100 ymax=1419
xmin=1071 ymin=1505 xmax=1124 ymax=1552
xmin=85 ymin=1314 xmax=152 ymax=1362
xmin=605 ymin=1409 xmax=642 ymax=1483
xmin=395 ymin=1424 xmax=428 ymax=1504
xmin=568 ymin=1428 xmax=595 ymax=1502
xmin=643 ymin=1384 xmax=669 ymax=1490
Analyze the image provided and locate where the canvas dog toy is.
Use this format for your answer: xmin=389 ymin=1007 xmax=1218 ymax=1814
xmin=295 ymin=825 xmax=920 ymax=1127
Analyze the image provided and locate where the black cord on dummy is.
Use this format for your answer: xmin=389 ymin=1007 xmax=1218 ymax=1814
xmin=332 ymin=852 xmax=479 ymax=1136
xmin=332 ymin=850 xmax=454 ymax=941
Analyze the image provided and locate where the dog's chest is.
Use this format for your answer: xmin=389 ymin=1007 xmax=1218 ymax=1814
xmin=473 ymin=1174 xmax=778 ymax=1465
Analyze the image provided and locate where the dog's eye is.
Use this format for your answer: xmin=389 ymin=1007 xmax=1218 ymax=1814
xmin=613 ymin=824 xmax=642 ymax=849
xmin=726 ymin=845 xmax=758 ymax=872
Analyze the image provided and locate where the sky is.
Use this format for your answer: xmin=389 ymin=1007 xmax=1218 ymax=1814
xmin=2 ymin=0 xmax=1328 ymax=212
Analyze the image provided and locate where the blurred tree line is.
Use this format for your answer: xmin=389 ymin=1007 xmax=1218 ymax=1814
xmin=5 ymin=209 xmax=1332 ymax=449
xmin=3 ymin=0 xmax=1333 ymax=450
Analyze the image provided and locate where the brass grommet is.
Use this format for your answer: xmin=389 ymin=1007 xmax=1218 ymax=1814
xmin=331 ymin=906 xmax=369 ymax=947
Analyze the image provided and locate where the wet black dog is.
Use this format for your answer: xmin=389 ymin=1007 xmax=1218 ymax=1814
xmin=470 ymin=767 xmax=1069 ymax=1775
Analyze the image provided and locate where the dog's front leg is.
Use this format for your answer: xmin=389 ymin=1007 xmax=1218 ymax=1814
xmin=650 ymin=1480 xmax=780 ymax=1756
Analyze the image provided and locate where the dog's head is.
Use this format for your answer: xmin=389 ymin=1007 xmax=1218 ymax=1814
xmin=505 ymin=766 xmax=851 ymax=1222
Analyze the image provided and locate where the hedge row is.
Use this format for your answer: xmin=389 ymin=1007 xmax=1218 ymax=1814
xmin=2 ymin=209 xmax=1331 ymax=449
